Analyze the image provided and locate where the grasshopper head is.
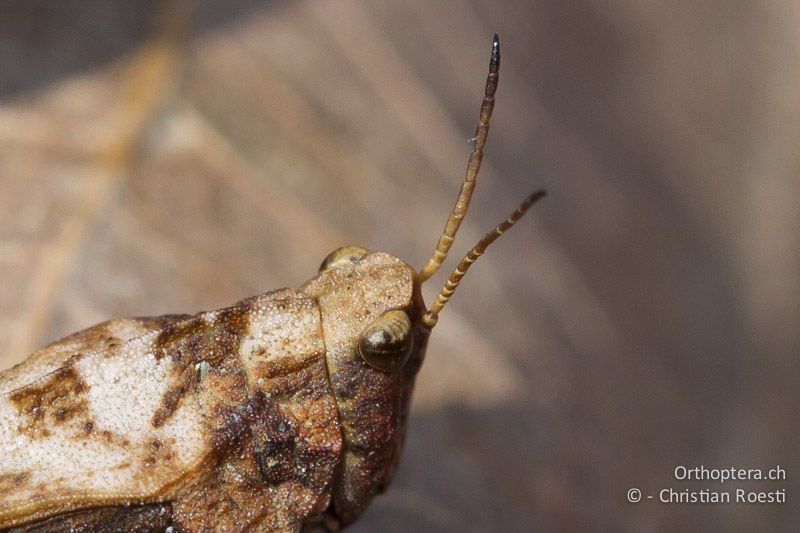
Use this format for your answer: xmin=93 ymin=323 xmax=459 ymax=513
xmin=303 ymin=247 xmax=429 ymax=525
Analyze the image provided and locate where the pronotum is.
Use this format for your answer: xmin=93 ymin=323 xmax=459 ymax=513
xmin=0 ymin=35 xmax=545 ymax=531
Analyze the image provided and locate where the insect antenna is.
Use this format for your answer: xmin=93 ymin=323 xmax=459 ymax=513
xmin=420 ymin=190 xmax=546 ymax=329
xmin=418 ymin=34 xmax=501 ymax=282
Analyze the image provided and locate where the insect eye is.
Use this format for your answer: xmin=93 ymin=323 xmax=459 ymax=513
xmin=319 ymin=245 xmax=370 ymax=272
xmin=358 ymin=310 xmax=414 ymax=373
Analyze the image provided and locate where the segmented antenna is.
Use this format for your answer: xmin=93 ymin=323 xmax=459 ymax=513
xmin=418 ymin=34 xmax=501 ymax=282
xmin=420 ymin=190 xmax=546 ymax=329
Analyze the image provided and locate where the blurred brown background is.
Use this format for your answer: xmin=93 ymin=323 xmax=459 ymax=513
xmin=1 ymin=1 xmax=798 ymax=531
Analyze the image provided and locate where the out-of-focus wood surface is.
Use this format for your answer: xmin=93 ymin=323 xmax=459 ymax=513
xmin=1 ymin=1 xmax=798 ymax=531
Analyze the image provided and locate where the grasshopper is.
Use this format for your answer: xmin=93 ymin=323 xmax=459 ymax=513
xmin=0 ymin=35 xmax=545 ymax=531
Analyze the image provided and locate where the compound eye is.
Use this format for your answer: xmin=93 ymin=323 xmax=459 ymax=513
xmin=319 ymin=246 xmax=370 ymax=273
xmin=358 ymin=310 xmax=414 ymax=373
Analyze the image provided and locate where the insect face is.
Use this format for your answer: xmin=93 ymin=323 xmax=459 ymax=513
xmin=321 ymin=247 xmax=417 ymax=374
xmin=303 ymin=250 xmax=428 ymax=524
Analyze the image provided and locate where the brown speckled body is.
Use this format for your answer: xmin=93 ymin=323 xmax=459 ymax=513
xmin=0 ymin=251 xmax=428 ymax=531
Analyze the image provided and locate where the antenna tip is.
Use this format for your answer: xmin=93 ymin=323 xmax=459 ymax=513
xmin=489 ymin=34 xmax=500 ymax=69
xmin=519 ymin=190 xmax=547 ymax=213
xmin=520 ymin=189 xmax=547 ymax=206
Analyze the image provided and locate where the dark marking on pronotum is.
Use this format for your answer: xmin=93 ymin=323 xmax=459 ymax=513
xmin=0 ymin=472 xmax=32 ymax=494
xmin=7 ymin=502 xmax=174 ymax=532
xmin=210 ymin=392 xmax=265 ymax=451
xmin=9 ymin=365 xmax=89 ymax=437
xmin=92 ymin=429 xmax=130 ymax=449
xmin=150 ymin=306 xmax=251 ymax=428
xmin=151 ymin=383 xmax=190 ymax=428
xmin=152 ymin=307 xmax=249 ymax=363
xmin=141 ymin=438 xmax=176 ymax=469
xmin=252 ymin=405 xmax=297 ymax=485
xmin=258 ymin=351 xmax=320 ymax=380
